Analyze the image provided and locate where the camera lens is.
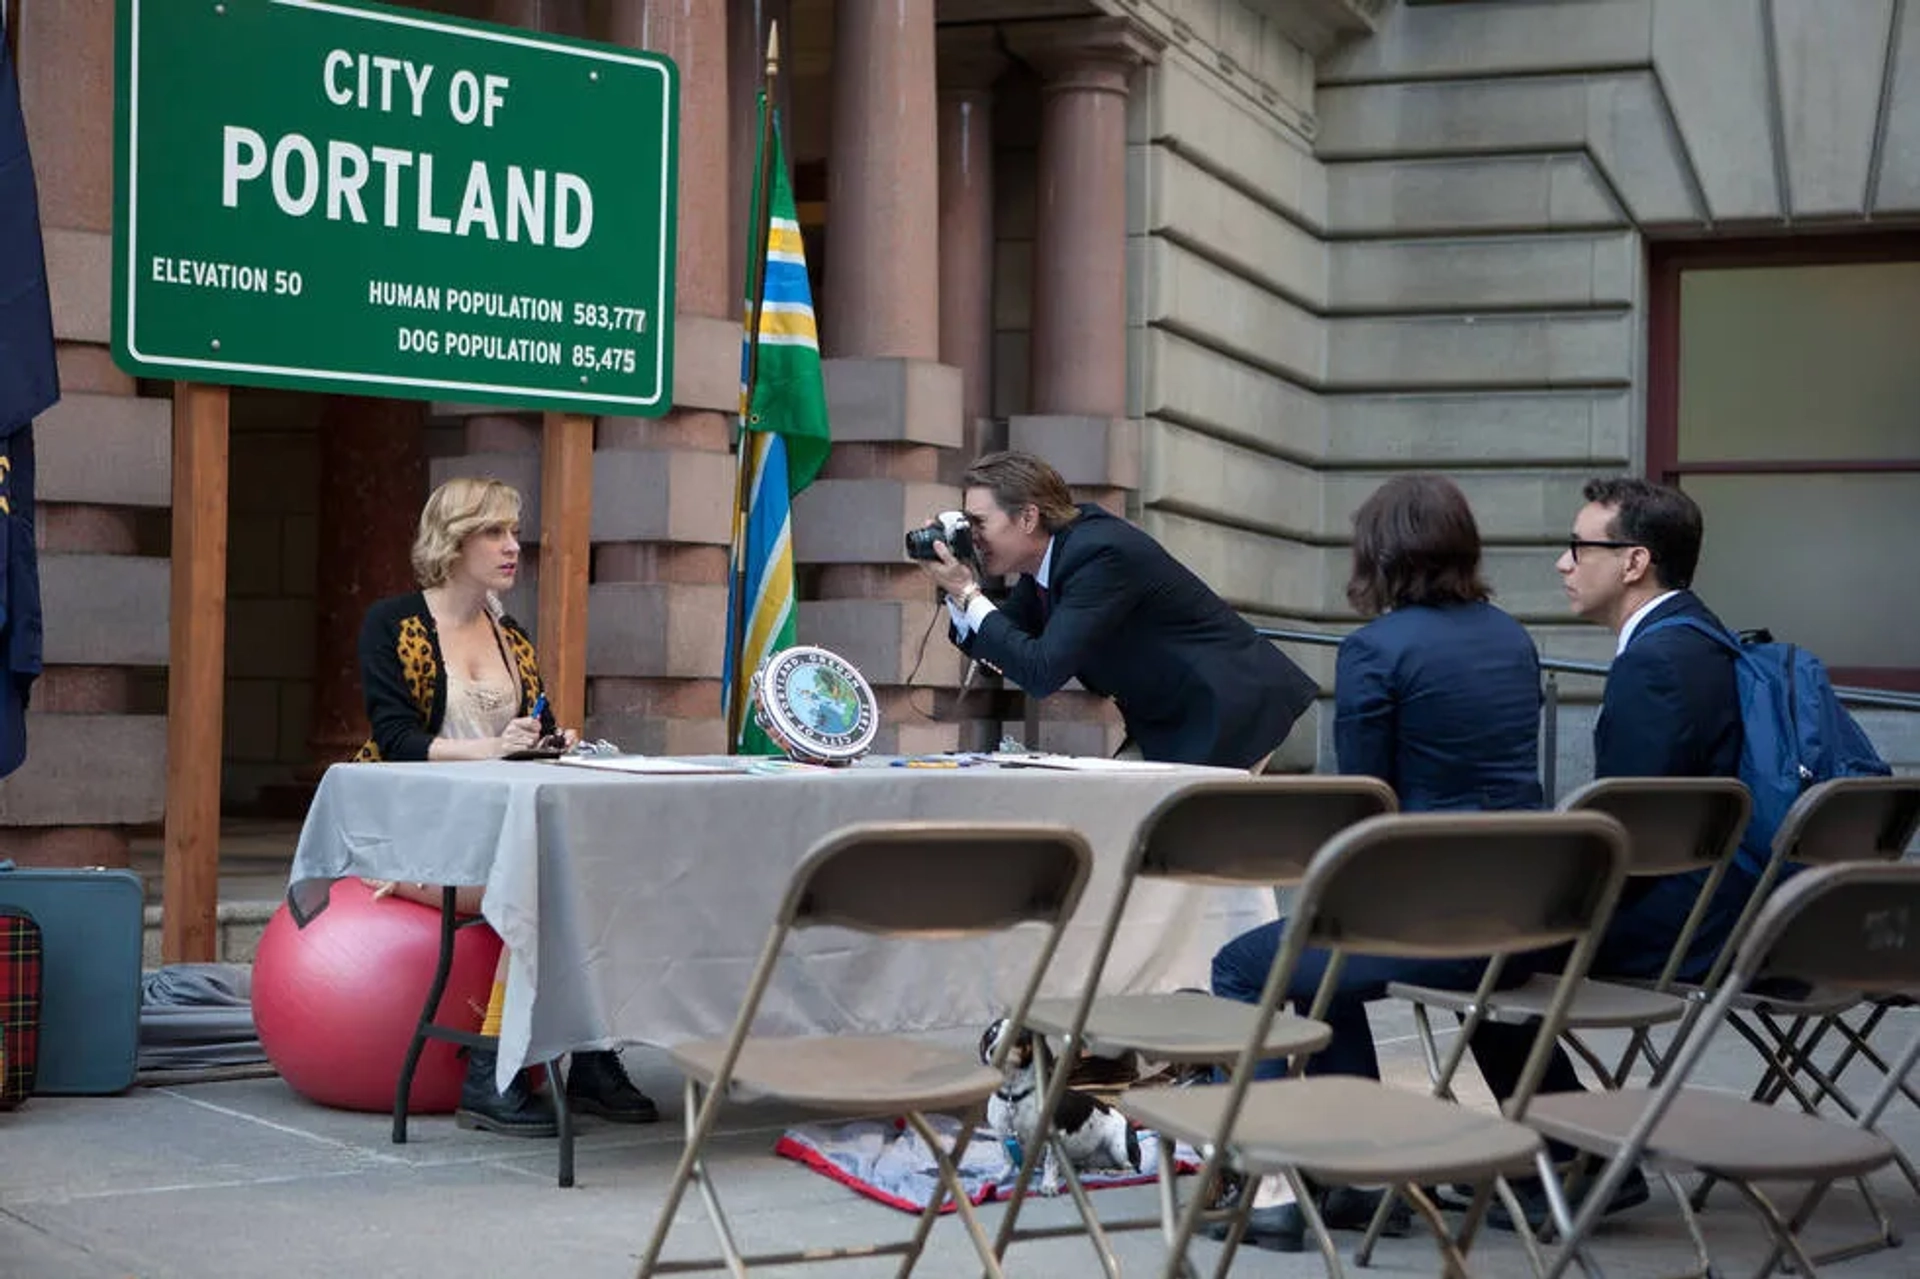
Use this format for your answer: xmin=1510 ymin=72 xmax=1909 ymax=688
xmin=904 ymin=526 xmax=941 ymax=561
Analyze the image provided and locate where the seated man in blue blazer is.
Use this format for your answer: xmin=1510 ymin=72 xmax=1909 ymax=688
xmin=1488 ymin=476 xmax=1746 ymax=1231
xmin=913 ymin=451 xmax=1316 ymax=769
xmin=1560 ymin=476 xmax=1746 ymax=978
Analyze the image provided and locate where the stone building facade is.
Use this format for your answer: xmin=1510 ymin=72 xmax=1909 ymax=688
xmin=3 ymin=0 xmax=1915 ymax=866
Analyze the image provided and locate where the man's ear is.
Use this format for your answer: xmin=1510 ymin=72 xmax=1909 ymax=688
xmin=1621 ymin=545 xmax=1654 ymax=587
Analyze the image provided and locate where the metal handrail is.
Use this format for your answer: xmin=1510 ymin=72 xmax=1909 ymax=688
xmin=1256 ymin=627 xmax=1920 ymax=712
xmin=1256 ymin=625 xmax=1920 ymax=797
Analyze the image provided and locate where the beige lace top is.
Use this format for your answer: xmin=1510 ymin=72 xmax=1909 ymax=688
xmin=441 ymin=671 xmax=520 ymax=740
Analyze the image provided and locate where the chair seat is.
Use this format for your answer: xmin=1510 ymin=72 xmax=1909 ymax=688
xmin=671 ymin=1036 xmax=1002 ymax=1114
xmin=1623 ymin=976 xmax=1859 ymax=1017
xmin=1026 ymin=993 xmax=1331 ymax=1065
xmin=1528 ymin=1087 xmax=1898 ymax=1182
xmin=1122 ymin=1076 xmax=1541 ymax=1186
xmin=1390 ymin=973 xmax=1687 ymax=1030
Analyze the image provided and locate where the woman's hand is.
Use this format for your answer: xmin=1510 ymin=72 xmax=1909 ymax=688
xmin=497 ymin=715 xmax=542 ymax=755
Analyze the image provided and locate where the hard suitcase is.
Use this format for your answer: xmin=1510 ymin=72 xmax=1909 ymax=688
xmin=0 ymin=863 xmax=143 ymax=1095
xmin=1 ymin=905 xmax=42 ymax=1107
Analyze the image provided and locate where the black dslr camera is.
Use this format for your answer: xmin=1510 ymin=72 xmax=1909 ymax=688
xmin=904 ymin=510 xmax=975 ymax=563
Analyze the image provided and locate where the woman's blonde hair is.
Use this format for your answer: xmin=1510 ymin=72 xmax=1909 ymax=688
xmin=411 ymin=477 xmax=522 ymax=589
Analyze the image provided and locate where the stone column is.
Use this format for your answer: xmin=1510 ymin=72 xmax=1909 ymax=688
xmin=792 ymin=0 xmax=965 ymax=753
xmin=937 ymin=30 xmax=1006 ymax=477
xmin=823 ymin=0 xmax=939 ymax=360
xmin=305 ymin=398 xmax=427 ymax=769
xmin=585 ymin=0 xmax=738 ymax=754
xmin=1003 ymin=19 xmax=1159 ymax=757
xmin=1016 ymin=20 xmax=1156 ymax=422
xmin=0 ymin=4 xmax=166 ymax=867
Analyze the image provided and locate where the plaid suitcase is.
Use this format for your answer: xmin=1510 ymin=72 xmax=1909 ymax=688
xmin=0 ymin=905 xmax=41 ymax=1109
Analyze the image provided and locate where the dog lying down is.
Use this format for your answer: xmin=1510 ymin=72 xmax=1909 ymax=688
xmin=980 ymin=1017 xmax=1142 ymax=1193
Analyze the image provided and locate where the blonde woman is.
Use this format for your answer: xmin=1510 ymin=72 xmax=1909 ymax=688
xmin=354 ymin=477 xmax=656 ymax=1134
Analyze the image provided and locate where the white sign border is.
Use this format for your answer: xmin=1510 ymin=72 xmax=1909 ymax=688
xmin=122 ymin=0 xmax=677 ymax=411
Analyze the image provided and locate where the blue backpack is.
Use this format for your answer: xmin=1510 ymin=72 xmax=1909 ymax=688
xmin=1640 ymin=617 xmax=1891 ymax=877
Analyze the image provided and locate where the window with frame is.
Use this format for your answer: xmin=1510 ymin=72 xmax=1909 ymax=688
xmin=1648 ymin=238 xmax=1920 ymax=692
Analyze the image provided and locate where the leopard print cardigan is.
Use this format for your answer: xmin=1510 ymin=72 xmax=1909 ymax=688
xmin=354 ymin=592 xmax=544 ymax=762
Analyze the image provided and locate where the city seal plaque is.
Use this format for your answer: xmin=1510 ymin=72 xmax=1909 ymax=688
xmin=748 ymin=646 xmax=880 ymax=765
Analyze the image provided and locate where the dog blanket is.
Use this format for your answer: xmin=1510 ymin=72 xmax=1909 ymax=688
xmin=774 ymin=1115 xmax=1200 ymax=1214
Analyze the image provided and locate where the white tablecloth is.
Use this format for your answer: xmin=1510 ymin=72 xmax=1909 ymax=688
xmin=288 ymin=758 xmax=1278 ymax=1089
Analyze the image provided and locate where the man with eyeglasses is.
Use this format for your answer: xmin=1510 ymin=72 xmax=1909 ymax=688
xmin=1486 ymin=476 xmax=1748 ymax=1232
xmin=1557 ymin=476 xmax=1742 ymax=795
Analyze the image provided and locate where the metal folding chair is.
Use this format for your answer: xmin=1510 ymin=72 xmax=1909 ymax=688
xmin=632 ymin=821 xmax=1094 ymax=1278
xmin=1371 ymin=778 xmax=1751 ymax=1270
xmin=1660 ymin=777 xmax=1920 ymax=1265
xmin=1119 ymin=810 xmax=1631 ymax=1279
xmin=1529 ymin=861 xmax=1920 ymax=1279
xmin=993 ymin=776 xmax=1398 ymax=1277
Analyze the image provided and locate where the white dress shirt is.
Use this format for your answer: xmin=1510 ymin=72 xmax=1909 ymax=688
xmin=948 ymin=536 xmax=1054 ymax=639
xmin=1616 ymin=589 xmax=1681 ymax=655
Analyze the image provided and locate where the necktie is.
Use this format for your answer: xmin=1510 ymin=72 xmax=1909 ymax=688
xmin=1035 ymin=583 xmax=1050 ymax=622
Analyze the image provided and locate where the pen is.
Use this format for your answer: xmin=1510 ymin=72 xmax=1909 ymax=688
xmin=530 ymin=693 xmax=549 ymax=722
xmin=889 ymin=759 xmax=964 ymax=768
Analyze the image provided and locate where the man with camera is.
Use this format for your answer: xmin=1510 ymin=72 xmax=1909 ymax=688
xmin=910 ymin=451 xmax=1317 ymax=769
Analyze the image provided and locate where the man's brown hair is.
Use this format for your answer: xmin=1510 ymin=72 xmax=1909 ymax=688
xmin=1346 ymin=473 xmax=1492 ymax=616
xmin=962 ymin=451 xmax=1081 ymax=531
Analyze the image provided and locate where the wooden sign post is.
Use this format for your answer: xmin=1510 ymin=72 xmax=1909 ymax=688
xmin=161 ymin=382 xmax=229 ymax=963
xmin=537 ymin=412 xmax=594 ymax=728
xmin=118 ymin=2 xmax=677 ymax=956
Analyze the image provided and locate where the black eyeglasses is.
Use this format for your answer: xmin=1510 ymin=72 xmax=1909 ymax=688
xmin=1566 ymin=538 xmax=1641 ymax=561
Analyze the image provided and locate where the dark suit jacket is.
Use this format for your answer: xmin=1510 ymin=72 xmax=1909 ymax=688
xmin=1592 ymin=590 xmax=1748 ymax=980
xmin=956 ymin=504 xmax=1317 ymax=767
xmin=1594 ymin=590 xmax=1742 ymax=782
xmin=1335 ymin=602 xmax=1543 ymax=813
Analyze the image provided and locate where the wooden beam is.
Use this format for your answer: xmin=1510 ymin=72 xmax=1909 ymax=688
xmin=537 ymin=412 xmax=593 ymax=728
xmin=162 ymin=382 xmax=229 ymax=964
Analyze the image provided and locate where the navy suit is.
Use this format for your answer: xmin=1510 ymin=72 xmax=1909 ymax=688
xmin=1335 ymin=602 xmax=1544 ymax=813
xmin=1481 ymin=590 xmax=1750 ymax=1107
xmin=1212 ymin=601 xmax=1548 ymax=1083
xmin=956 ymin=504 xmax=1317 ymax=768
xmin=1590 ymin=590 xmax=1749 ymax=982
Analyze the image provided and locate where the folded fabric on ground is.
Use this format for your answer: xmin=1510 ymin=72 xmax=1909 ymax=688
xmin=139 ymin=963 xmax=266 ymax=1073
xmin=775 ymin=1114 xmax=1198 ymax=1214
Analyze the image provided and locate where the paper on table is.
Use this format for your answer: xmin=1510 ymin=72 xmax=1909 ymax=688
xmin=995 ymin=754 xmax=1188 ymax=773
xmin=552 ymin=755 xmax=745 ymax=775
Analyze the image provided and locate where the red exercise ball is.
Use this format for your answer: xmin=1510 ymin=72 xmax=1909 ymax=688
xmin=252 ymin=878 xmax=503 ymax=1114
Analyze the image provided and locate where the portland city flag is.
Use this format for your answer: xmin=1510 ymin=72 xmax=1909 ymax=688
xmin=721 ymin=95 xmax=829 ymax=753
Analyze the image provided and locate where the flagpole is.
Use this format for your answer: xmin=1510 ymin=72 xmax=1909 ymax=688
xmin=725 ymin=21 xmax=783 ymax=750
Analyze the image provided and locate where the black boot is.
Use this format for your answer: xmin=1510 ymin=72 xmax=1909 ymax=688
xmin=565 ymin=1049 xmax=660 ymax=1123
xmin=456 ymin=1046 xmax=558 ymax=1137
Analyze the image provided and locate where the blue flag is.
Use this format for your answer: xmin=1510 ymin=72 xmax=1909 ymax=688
xmin=0 ymin=20 xmax=58 ymax=778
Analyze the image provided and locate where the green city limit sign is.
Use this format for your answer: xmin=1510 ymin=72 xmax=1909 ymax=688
xmin=113 ymin=0 xmax=680 ymax=416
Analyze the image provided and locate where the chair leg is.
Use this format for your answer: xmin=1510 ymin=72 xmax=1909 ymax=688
xmin=1153 ymin=1135 xmax=1204 ymax=1279
xmin=901 ymin=1110 xmax=1001 ymax=1279
xmin=1723 ymin=1179 xmax=1823 ymax=1279
xmin=634 ymin=1077 xmax=742 ymax=1279
xmin=1538 ymin=1149 xmax=1614 ymax=1279
xmin=1658 ymin=1170 xmax=1716 ymax=1279
xmin=1285 ymin=1167 xmax=1349 ymax=1279
xmin=1354 ymin=1184 xmax=1403 ymax=1267
xmin=1693 ymin=1014 xmax=1824 ymax=1213
xmin=1047 ymin=1133 xmax=1122 ymax=1279
xmin=1208 ymin=1177 xmax=1260 ymax=1279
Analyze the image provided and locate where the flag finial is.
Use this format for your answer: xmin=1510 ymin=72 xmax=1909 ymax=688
xmin=766 ymin=21 xmax=781 ymax=77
